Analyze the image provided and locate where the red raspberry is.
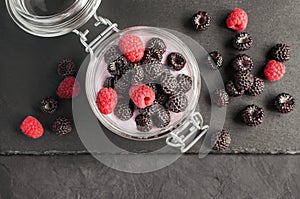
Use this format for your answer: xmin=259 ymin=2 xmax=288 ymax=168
xmin=226 ymin=8 xmax=248 ymax=31
xmin=118 ymin=34 xmax=144 ymax=62
xmin=96 ymin=88 xmax=118 ymax=114
xmin=20 ymin=116 xmax=44 ymax=139
xmin=264 ymin=60 xmax=286 ymax=81
xmin=57 ymin=77 xmax=81 ymax=99
xmin=129 ymin=84 xmax=155 ymax=108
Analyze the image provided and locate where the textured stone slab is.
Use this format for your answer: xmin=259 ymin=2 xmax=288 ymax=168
xmin=0 ymin=155 xmax=300 ymax=199
xmin=0 ymin=0 xmax=299 ymax=154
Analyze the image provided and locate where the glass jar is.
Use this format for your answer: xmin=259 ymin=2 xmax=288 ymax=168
xmin=5 ymin=0 xmax=209 ymax=153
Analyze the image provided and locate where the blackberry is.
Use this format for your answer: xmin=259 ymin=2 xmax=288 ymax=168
xmin=177 ymin=74 xmax=192 ymax=93
xmin=115 ymin=78 xmax=130 ymax=95
xmin=208 ymin=51 xmax=223 ymax=70
xmin=156 ymin=92 xmax=169 ymax=106
xmin=103 ymin=76 xmax=118 ymax=89
xmin=225 ymin=81 xmax=244 ymax=97
xmin=273 ymin=93 xmax=295 ymax=113
xmin=160 ymin=72 xmax=178 ymax=94
xmin=166 ymin=93 xmax=188 ymax=113
xmin=232 ymin=54 xmax=253 ymax=72
xmin=114 ymin=100 xmax=134 ymax=121
xmin=142 ymin=49 xmax=163 ymax=62
xmin=212 ymin=89 xmax=230 ymax=107
xmin=119 ymin=62 xmax=135 ymax=75
xmin=247 ymin=77 xmax=264 ymax=96
xmin=146 ymin=38 xmax=166 ymax=54
xmin=242 ymin=104 xmax=264 ymax=127
xmin=233 ymin=32 xmax=253 ymax=51
xmin=167 ymin=52 xmax=186 ymax=71
xmin=152 ymin=107 xmax=171 ymax=128
xmin=107 ymin=56 xmax=128 ymax=76
xmin=211 ymin=130 xmax=231 ymax=151
xmin=52 ymin=116 xmax=72 ymax=135
xmin=144 ymin=60 xmax=164 ymax=81
xmin=135 ymin=114 xmax=153 ymax=132
xmin=104 ymin=45 xmax=121 ymax=64
xmin=40 ymin=96 xmax=58 ymax=114
xmin=146 ymin=83 xmax=160 ymax=94
xmin=57 ymin=59 xmax=78 ymax=77
xmin=234 ymin=72 xmax=254 ymax=91
xmin=122 ymin=65 xmax=144 ymax=85
xmin=192 ymin=11 xmax=211 ymax=31
xmin=138 ymin=102 xmax=161 ymax=116
xmin=270 ymin=44 xmax=291 ymax=62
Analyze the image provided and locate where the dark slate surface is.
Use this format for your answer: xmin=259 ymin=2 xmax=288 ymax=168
xmin=0 ymin=154 xmax=300 ymax=199
xmin=1 ymin=0 xmax=300 ymax=154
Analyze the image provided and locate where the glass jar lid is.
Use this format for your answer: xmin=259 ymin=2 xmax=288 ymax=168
xmin=5 ymin=0 xmax=102 ymax=37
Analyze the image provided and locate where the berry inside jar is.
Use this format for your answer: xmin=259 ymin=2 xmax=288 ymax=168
xmin=90 ymin=27 xmax=200 ymax=139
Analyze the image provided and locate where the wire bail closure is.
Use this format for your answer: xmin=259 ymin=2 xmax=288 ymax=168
xmin=166 ymin=112 xmax=209 ymax=153
xmin=73 ymin=14 xmax=119 ymax=54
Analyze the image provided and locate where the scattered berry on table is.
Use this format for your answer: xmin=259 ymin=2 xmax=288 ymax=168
xmin=177 ymin=74 xmax=192 ymax=93
xmin=146 ymin=38 xmax=166 ymax=54
xmin=241 ymin=104 xmax=265 ymax=127
xmin=232 ymin=54 xmax=253 ymax=72
xmin=233 ymin=32 xmax=253 ymax=51
xmin=114 ymin=100 xmax=135 ymax=121
xmin=40 ymin=96 xmax=58 ymax=114
xmin=103 ymin=76 xmax=118 ymax=89
xmin=247 ymin=77 xmax=264 ymax=96
xmin=273 ymin=93 xmax=295 ymax=113
xmin=135 ymin=114 xmax=153 ymax=132
xmin=226 ymin=8 xmax=248 ymax=31
xmin=167 ymin=52 xmax=186 ymax=71
xmin=118 ymin=34 xmax=144 ymax=62
xmin=104 ymin=45 xmax=121 ymax=64
xmin=96 ymin=88 xmax=118 ymax=115
xmin=142 ymin=48 xmax=163 ymax=62
xmin=264 ymin=60 xmax=286 ymax=81
xmin=234 ymin=71 xmax=254 ymax=91
xmin=225 ymin=81 xmax=244 ymax=97
xmin=160 ymin=72 xmax=178 ymax=94
xmin=212 ymin=130 xmax=231 ymax=151
xmin=270 ymin=43 xmax=291 ymax=62
xmin=122 ymin=65 xmax=145 ymax=85
xmin=57 ymin=58 xmax=78 ymax=77
xmin=51 ymin=116 xmax=72 ymax=135
xmin=57 ymin=76 xmax=81 ymax=99
xmin=144 ymin=60 xmax=164 ymax=81
xmin=212 ymin=89 xmax=230 ymax=107
xmin=129 ymin=84 xmax=156 ymax=109
xmin=166 ymin=92 xmax=188 ymax=113
xmin=208 ymin=51 xmax=223 ymax=70
xmin=192 ymin=11 xmax=211 ymax=31
xmin=152 ymin=107 xmax=171 ymax=128
xmin=107 ymin=55 xmax=128 ymax=76
xmin=20 ymin=116 xmax=44 ymax=139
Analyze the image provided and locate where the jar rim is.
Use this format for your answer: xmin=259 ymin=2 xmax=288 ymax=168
xmin=5 ymin=0 xmax=102 ymax=37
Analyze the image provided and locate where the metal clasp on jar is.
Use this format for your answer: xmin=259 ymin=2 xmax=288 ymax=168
xmin=166 ymin=112 xmax=209 ymax=153
xmin=73 ymin=14 xmax=119 ymax=54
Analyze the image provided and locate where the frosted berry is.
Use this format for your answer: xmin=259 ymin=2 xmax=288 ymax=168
xmin=114 ymin=100 xmax=135 ymax=121
xmin=166 ymin=93 xmax=188 ymax=113
xmin=212 ymin=89 xmax=230 ymax=107
xmin=192 ymin=11 xmax=211 ymax=31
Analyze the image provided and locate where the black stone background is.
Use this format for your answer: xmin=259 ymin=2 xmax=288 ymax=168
xmin=1 ymin=0 xmax=300 ymax=198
